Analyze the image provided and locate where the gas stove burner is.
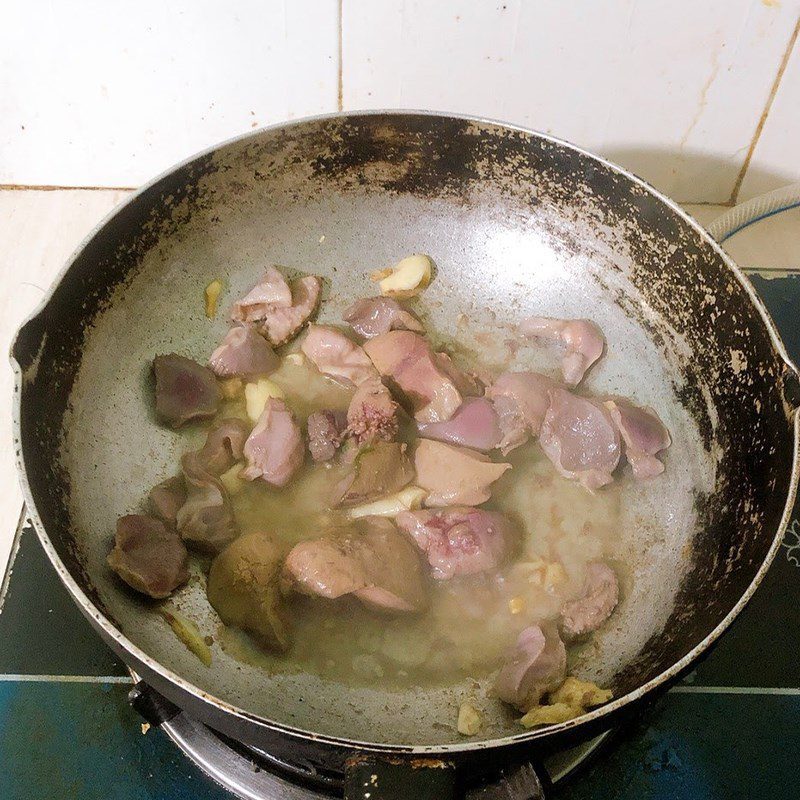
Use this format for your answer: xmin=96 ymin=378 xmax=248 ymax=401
xmin=160 ymin=710 xmax=611 ymax=799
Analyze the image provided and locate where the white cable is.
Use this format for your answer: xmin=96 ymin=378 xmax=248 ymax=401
xmin=706 ymin=182 xmax=800 ymax=243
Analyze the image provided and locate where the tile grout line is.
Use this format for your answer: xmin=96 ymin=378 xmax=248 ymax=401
xmin=337 ymin=0 xmax=344 ymax=112
xmin=670 ymin=685 xmax=800 ymax=695
xmin=743 ymin=266 xmax=800 ymax=276
xmin=729 ymin=13 xmax=800 ymax=205
xmin=0 ymin=184 xmax=136 ymax=192
xmin=0 ymin=674 xmax=133 ymax=683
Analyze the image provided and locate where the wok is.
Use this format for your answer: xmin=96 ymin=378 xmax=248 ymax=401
xmin=11 ymin=112 xmax=800 ymax=797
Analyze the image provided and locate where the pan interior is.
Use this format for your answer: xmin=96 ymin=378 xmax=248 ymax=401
xmin=22 ymin=116 xmax=790 ymax=747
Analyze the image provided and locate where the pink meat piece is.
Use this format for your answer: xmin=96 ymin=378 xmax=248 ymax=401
xmin=258 ymin=275 xmax=322 ymax=346
xmin=346 ymin=378 xmax=399 ymax=444
xmin=519 ymin=317 xmax=605 ymax=387
xmin=396 ymin=507 xmax=518 ymax=580
xmin=413 ymin=439 xmax=510 ymax=506
xmin=486 ymin=371 xmax=559 ymax=454
xmin=153 ymin=354 xmax=221 ymax=429
xmin=197 ymin=418 xmax=251 ymax=475
xmin=307 ymin=410 xmax=346 ymax=462
xmin=539 ymin=388 xmax=621 ymax=489
xmin=107 ymin=514 xmax=190 ymax=599
xmin=494 ymin=624 xmax=567 ymax=712
xmin=208 ymin=324 xmax=280 ymax=378
xmin=300 ymin=324 xmax=379 ymax=387
xmin=560 ymin=562 xmax=619 ymax=640
xmin=282 ymin=516 xmax=428 ymax=613
xmin=363 ymin=330 xmax=462 ymax=423
xmin=604 ymin=399 xmax=671 ymax=480
xmin=242 ymin=398 xmax=305 ymax=486
xmin=230 ymin=266 xmax=293 ymax=323
xmin=343 ymin=296 xmax=424 ymax=338
xmin=176 ymin=452 xmax=239 ymax=554
xmin=331 ymin=441 xmax=415 ymax=507
xmin=417 ymin=397 xmax=501 ymax=452
xmin=148 ymin=476 xmax=186 ymax=526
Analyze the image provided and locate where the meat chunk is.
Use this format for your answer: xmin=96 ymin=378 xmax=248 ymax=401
xmin=519 ymin=317 xmax=605 ymax=387
xmin=207 ymin=531 xmax=289 ymax=651
xmin=300 ymin=324 xmax=378 ymax=387
xmin=539 ymin=388 xmax=621 ymax=489
xmin=604 ymin=399 xmax=671 ymax=479
xmin=363 ymin=331 xmax=462 ymax=423
xmin=153 ymin=354 xmax=221 ymax=428
xmin=231 ymin=269 xmax=321 ymax=345
xmin=208 ymin=324 xmax=280 ymax=378
xmin=197 ymin=418 xmax=251 ymax=475
xmin=282 ymin=516 xmax=428 ymax=613
xmin=230 ymin=266 xmax=293 ymax=323
xmin=485 ymin=371 xmax=559 ymax=454
xmin=417 ymin=397 xmax=501 ymax=452
xmin=346 ymin=378 xmax=399 ymax=445
xmin=177 ymin=452 xmax=238 ymax=554
xmin=332 ymin=441 xmax=415 ymax=507
xmin=413 ymin=439 xmax=510 ymax=506
xmin=306 ymin=410 xmax=346 ymax=462
xmin=560 ymin=561 xmax=619 ymax=640
xmin=148 ymin=476 xmax=186 ymax=526
xmin=107 ymin=514 xmax=189 ymax=599
xmin=343 ymin=296 xmax=424 ymax=338
xmin=434 ymin=352 xmax=483 ymax=397
xmin=396 ymin=507 xmax=518 ymax=580
xmin=242 ymin=398 xmax=305 ymax=487
xmin=494 ymin=624 xmax=567 ymax=712
xmin=258 ymin=275 xmax=322 ymax=346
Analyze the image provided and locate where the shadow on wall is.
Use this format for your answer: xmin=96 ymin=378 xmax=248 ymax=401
xmin=600 ymin=146 xmax=797 ymax=206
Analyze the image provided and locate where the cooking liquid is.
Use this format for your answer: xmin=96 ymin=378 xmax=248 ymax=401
xmin=214 ymin=355 xmax=623 ymax=688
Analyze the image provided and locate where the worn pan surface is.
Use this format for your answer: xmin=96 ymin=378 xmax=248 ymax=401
xmin=11 ymin=112 xmax=800 ymax=765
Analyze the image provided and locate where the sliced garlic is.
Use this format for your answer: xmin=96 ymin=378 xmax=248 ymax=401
xmin=509 ymin=558 xmax=548 ymax=585
xmin=508 ymin=596 xmax=526 ymax=615
xmin=219 ymin=463 xmax=245 ymax=496
xmin=159 ymin=608 xmax=212 ymax=667
xmin=519 ymin=702 xmax=580 ymax=728
xmin=205 ymin=279 xmax=223 ymax=319
xmin=549 ymin=677 xmax=612 ymax=709
xmin=373 ymin=254 xmax=433 ymax=298
xmin=457 ymin=702 xmax=483 ymax=736
xmin=283 ymin=352 xmax=305 ymax=366
xmin=346 ymin=485 xmax=428 ymax=519
xmin=370 ymin=266 xmax=394 ymax=281
xmin=543 ymin=562 xmax=567 ymax=592
xmin=245 ymin=378 xmax=285 ymax=421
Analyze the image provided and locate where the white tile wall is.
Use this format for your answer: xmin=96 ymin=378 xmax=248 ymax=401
xmin=342 ymin=0 xmax=800 ymax=204
xmin=738 ymin=27 xmax=800 ymax=200
xmin=0 ymin=2 xmax=799 ymax=203
xmin=0 ymin=0 xmax=339 ymax=187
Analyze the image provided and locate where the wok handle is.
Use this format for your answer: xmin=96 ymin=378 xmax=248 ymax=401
xmin=783 ymin=363 xmax=800 ymax=412
xmin=127 ymin=680 xmax=180 ymax=728
xmin=343 ymin=755 xmax=548 ymax=800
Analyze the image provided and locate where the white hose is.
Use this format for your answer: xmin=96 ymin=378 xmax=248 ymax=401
xmin=706 ymin=182 xmax=800 ymax=243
